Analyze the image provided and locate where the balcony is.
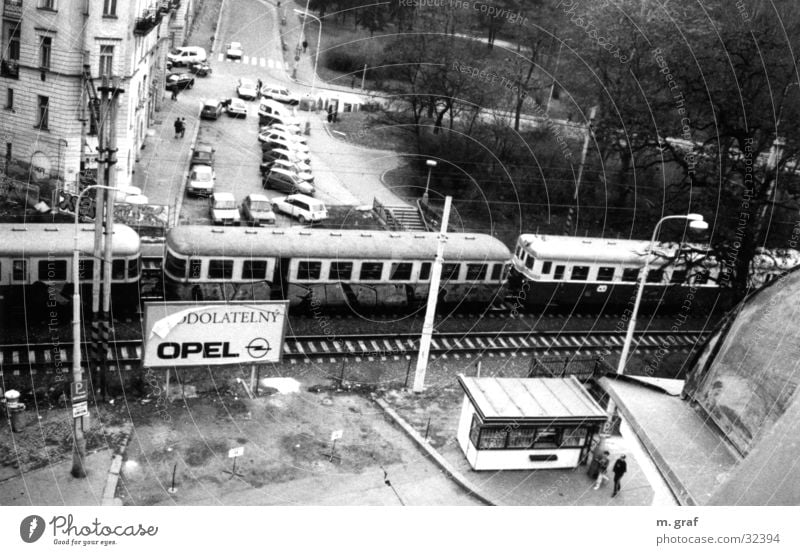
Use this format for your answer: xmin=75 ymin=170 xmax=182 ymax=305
xmin=0 ymin=58 xmax=20 ymax=79
xmin=134 ymin=8 xmax=163 ymax=35
xmin=3 ymin=0 xmax=22 ymax=21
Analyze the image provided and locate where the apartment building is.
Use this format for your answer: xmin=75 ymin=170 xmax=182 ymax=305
xmin=0 ymin=0 xmax=192 ymax=200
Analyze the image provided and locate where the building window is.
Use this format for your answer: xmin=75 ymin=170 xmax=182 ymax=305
xmin=208 ymin=260 xmax=233 ymax=280
xmin=189 ymin=259 xmax=202 ymax=279
xmin=36 ymin=96 xmax=49 ymax=129
xmin=597 ymin=266 xmax=615 ymax=281
xmin=38 ymin=0 xmax=57 ymax=10
xmin=12 ymin=260 xmax=26 ymax=282
xmin=243 ymin=260 xmax=268 ymax=280
xmin=297 ymin=261 xmax=321 ymax=280
xmin=571 ymin=266 xmax=590 ymax=281
xmin=466 ymin=263 xmax=487 ymax=281
xmin=359 ymin=262 xmax=383 ymax=281
xmin=39 ymin=36 xmax=52 ymax=69
xmin=103 ymin=0 xmax=117 ymax=16
xmin=389 ymin=262 xmax=412 ymax=281
xmin=39 ymin=260 xmax=67 ymax=281
xmin=621 ymin=268 xmax=640 ymax=282
xmin=328 ymin=261 xmax=352 ymax=281
xmin=99 ymin=45 xmax=114 ymax=77
xmin=5 ymin=88 xmax=12 ymax=109
xmin=541 ymin=261 xmax=552 ymax=274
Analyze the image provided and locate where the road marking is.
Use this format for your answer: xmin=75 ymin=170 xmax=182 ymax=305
xmin=242 ymin=56 xmax=249 ymax=64
xmin=252 ymin=57 xmax=259 ymax=66
xmin=268 ymin=59 xmax=275 ymax=68
xmin=217 ymin=53 xmax=224 ymax=62
xmin=260 ymin=58 xmax=266 ymax=67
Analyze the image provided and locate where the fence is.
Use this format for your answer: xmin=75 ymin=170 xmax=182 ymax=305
xmin=528 ymin=355 xmax=616 ymax=381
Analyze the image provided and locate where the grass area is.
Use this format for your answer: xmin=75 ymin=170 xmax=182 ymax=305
xmin=325 ymin=111 xmax=417 ymax=152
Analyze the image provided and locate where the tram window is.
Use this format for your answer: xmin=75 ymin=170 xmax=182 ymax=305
xmin=78 ymin=259 xmax=93 ymax=281
xmin=165 ymin=253 xmax=186 ymax=278
xmin=297 ymin=261 xmax=322 ymax=280
xmin=12 ymin=260 xmax=26 ymax=282
xmin=515 ymin=245 xmax=522 ymax=258
xmin=541 ymin=261 xmax=552 ymax=274
xmin=670 ymin=270 xmax=687 ymax=284
xmin=570 ymin=266 xmax=589 ymax=280
xmin=189 ymin=259 xmax=202 ymax=279
xmin=490 ymin=264 xmax=502 ymax=280
xmin=553 ymin=265 xmax=565 ymax=280
xmin=597 ymin=266 xmax=615 ymax=281
xmin=390 ymin=262 xmax=413 ymax=281
xmin=112 ymin=260 xmax=125 ymax=280
xmin=128 ymin=257 xmax=139 ymax=279
xmin=693 ymin=272 xmax=709 ymax=285
xmin=525 ymin=256 xmax=534 ymax=269
xmin=442 ymin=263 xmax=461 ymax=281
xmin=329 ymin=261 xmax=353 ymax=280
xmin=38 ymin=259 xmax=67 ymax=281
xmin=359 ymin=262 xmax=383 ymax=280
xmin=419 ymin=262 xmax=431 ymax=280
xmin=466 ymin=263 xmax=487 ymax=281
xmin=646 ymin=269 xmax=664 ymax=283
xmin=621 ymin=268 xmax=640 ymax=282
xmin=243 ymin=260 xmax=268 ymax=280
xmin=208 ymin=259 xmax=233 ymax=280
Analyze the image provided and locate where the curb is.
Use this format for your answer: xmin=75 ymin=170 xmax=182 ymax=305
xmin=373 ymin=397 xmax=497 ymax=506
xmin=209 ymin=0 xmax=228 ymax=55
xmin=102 ymin=421 xmax=133 ymax=506
xmin=171 ymin=120 xmax=201 ymax=228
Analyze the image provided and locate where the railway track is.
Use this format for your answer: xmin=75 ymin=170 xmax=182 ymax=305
xmin=0 ymin=329 xmax=709 ymax=374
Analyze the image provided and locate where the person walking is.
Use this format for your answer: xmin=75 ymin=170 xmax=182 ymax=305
xmin=170 ymin=84 xmax=179 ymax=101
xmin=612 ymin=454 xmax=627 ymax=497
xmin=179 ymin=118 xmax=186 ymax=138
xmin=593 ymin=450 xmax=610 ymax=490
xmin=173 ymin=117 xmax=181 ymax=138
xmin=302 ymin=39 xmax=308 ymax=53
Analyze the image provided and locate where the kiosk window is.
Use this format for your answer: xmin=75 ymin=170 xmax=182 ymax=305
xmin=553 ymin=265 xmax=565 ymax=280
xmin=534 ymin=427 xmax=560 ymax=448
xmin=390 ymin=262 xmax=412 ymax=281
xmin=478 ymin=427 xmax=507 ymax=450
xmin=541 ymin=261 xmax=552 ymax=274
xmin=597 ymin=266 xmax=615 ymax=281
xmin=208 ymin=260 xmax=233 ymax=279
xmin=165 ymin=253 xmax=186 ymax=278
xmin=508 ymin=427 xmax=537 ymax=448
xmin=189 ymin=259 xmax=202 ymax=279
xmin=297 ymin=261 xmax=322 ymax=280
xmin=561 ymin=427 xmax=586 ymax=447
xmin=243 ymin=260 xmax=268 ymax=280
xmin=469 ymin=414 xmax=481 ymax=447
xmin=571 ymin=266 xmax=590 ymax=280
xmin=442 ymin=263 xmax=461 ymax=281
xmin=419 ymin=262 xmax=431 ymax=280
xmin=39 ymin=259 xmax=66 ymax=281
xmin=329 ymin=261 xmax=353 ymax=280
xmin=466 ymin=263 xmax=487 ymax=281
xmin=622 ymin=268 xmax=640 ymax=282
xmin=359 ymin=262 xmax=383 ymax=280
xmin=12 ymin=260 xmax=26 ymax=281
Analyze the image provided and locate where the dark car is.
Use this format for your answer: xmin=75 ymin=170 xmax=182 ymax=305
xmin=190 ymin=143 xmax=215 ymax=167
xmin=200 ymin=99 xmax=226 ymax=120
xmin=166 ymin=72 xmax=195 ymax=90
xmin=189 ymin=61 xmax=212 ymax=76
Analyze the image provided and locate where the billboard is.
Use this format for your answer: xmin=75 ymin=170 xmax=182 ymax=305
xmin=143 ymin=301 xmax=289 ymax=368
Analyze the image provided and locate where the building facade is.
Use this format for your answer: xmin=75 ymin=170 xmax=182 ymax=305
xmin=0 ymin=0 xmax=191 ymax=201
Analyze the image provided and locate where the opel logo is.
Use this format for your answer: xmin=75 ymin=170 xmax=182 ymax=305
xmin=246 ymin=338 xmax=271 ymax=359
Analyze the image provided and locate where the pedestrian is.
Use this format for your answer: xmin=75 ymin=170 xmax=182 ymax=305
xmin=326 ymin=105 xmax=333 ymax=123
xmin=173 ymin=117 xmax=181 ymax=138
xmin=257 ymin=78 xmax=263 ymax=97
xmin=179 ymin=118 xmax=186 ymax=138
xmin=593 ymin=450 xmax=610 ymax=490
xmin=302 ymin=39 xmax=308 ymax=53
xmin=170 ymin=84 xmax=179 ymax=101
xmin=612 ymin=454 xmax=627 ymax=497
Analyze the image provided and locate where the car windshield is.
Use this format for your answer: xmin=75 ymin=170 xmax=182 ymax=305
xmin=251 ymin=201 xmax=271 ymax=211
xmin=214 ymin=199 xmax=236 ymax=209
xmin=192 ymin=170 xmax=212 ymax=181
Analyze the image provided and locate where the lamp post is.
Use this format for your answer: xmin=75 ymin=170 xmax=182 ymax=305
xmin=615 ymin=214 xmax=709 ymax=376
xmin=295 ymin=8 xmax=322 ymax=127
xmin=71 ymin=183 xmax=136 ymax=478
xmin=422 ymin=159 xmax=437 ymax=204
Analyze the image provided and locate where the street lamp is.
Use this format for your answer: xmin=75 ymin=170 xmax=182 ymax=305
xmin=295 ymin=9 xmax=322 ymax=127
xmin=71 ymin=183 xmax=135 ymax=478
xmin=422 ymin=159 xmax=437 ymax=204
xmin=615 ymin=214 xmax=709 ymax=376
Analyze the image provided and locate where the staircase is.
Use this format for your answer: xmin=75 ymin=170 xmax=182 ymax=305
xmin=373 ymin=198 xmax=428 ymax=231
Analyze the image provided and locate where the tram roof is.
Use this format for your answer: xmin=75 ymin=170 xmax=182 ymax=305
xmin=167 ymin=226 xmax=512 ymax=261
xmin=0 ymin=223 xmax=140 ymax=257
xmin=518 ymin=234 xmax=683 ymax=265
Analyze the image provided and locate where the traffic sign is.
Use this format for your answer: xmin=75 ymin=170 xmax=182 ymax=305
xmin=71 ymin=380 xmax=89 ymax=403
xmin=72 ymin=401 xmax=89 ymax=418
xmin=330 ymin=430 xmax=343 ymax=441
xmin=228 ymin=447 xmax=244 ymax=458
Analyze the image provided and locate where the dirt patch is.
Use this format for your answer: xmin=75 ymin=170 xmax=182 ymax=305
xmin=183 ymin=438 xmax=229 ymax=467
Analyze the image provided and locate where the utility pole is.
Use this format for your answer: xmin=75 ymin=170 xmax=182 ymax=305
xmin=564 ymin=106 xmax=596 ymax=235
xmin=413 ymin=196 xmax=452 ymax=393
xmin=90 ymin=69 xmax=106 ymax=400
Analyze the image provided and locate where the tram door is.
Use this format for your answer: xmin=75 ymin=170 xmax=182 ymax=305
xmin=272 ymin=257 xmax=291 ymax=300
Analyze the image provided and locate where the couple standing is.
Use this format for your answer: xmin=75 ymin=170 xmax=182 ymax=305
xmin=173 ymin=117 xmax=186 ymax=138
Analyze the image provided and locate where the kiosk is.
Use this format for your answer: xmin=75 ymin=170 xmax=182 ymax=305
xmin=456 ymin=375 xmax=607 ymax=471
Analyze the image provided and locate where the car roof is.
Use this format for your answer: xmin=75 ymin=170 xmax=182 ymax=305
xmin=286 ymin=194 xmax=319 ymax=203
xmin=230 ymin=98 xmax=246 ymax=105
xmin=192 ymin=164 xmax=213 ymax=173
xmin=213 ymin=192 xmax=235 ymax=201
xmin=246 ymin=193 xmax=270 ymax=202
xmin=194 ymin=143 xmax=214 ymax=151
xmin=270 ymin=167 xmax=297 ymax=177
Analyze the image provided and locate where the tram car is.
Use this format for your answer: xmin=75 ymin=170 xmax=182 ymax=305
xmin=509 ymin=234 xmax=723 ymax=310
xmin=163 ymin=226 xmax=511 ymax=309
xmin=0 ymin=223 xmax=141 ymax=315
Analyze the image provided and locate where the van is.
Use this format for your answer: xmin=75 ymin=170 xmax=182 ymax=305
xmin=168 ymin=46 xmax=208 ymax=67
xmin=258 ymin=99 xmax=295 ymax=125
xmin=263 ymin=167 xmax=315 ymax=196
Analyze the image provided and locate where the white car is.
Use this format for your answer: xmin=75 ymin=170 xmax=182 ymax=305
xmin=272 ymin=159 xmax=314 ymax=184
xmin=227 ymin=97 xmax=247 ymax=118
xmin=226 ymin=41 xmax=243 ymax=60
xmin=240 ymin=193 xmax=276 ymax=226
xmin=209 ymin=192 xmax=240 ymax=225
xmin=260 ymin=86 xmax=300 ymax=105
xmin=258 ymin=129 xmax=308 ymax=146
xmin=236 ymin=78 xmax=259 ymax=100
xmin=186 ymin=164 xmax=215 ymax=196
xmin=271 ymin=194 xmax=328 ymax=224
xmin=260 ymin=122 xmax=303 ymax=136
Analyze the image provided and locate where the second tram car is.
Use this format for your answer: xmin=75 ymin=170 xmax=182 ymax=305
xmin=164 ymin=226 xmax=512 ymax=309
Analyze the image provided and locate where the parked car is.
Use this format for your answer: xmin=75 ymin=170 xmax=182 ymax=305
xmin=189 ymin=61 xmax=212 ymax=76
xmin=262 ymin=122 xmax=304 ymax=136
xmin=226 ymin=41 xmax=243 ymax=60
xmin=190 ymin=143 xmax=215 ymax=166
xmin=240 ymin=193 xmax=276 ymax=226
xmin=258 ymin=99 xmax=297 ymax=124
xmin=168 ymin=46 xmax=207 ymax=67
xmin=260 ymin=148 xmax=311 ymax=174
xmin=200 ymin=99 xmax=226 ymax=120
xmin=262 ymin=167 xmax=315 ymax=196
xmin=186 ymin=164 xmax=215 ymax=196
xmin=165 ymin=72 xmax=194 ymax=90
xmin=237 ymin=78 xmax=259 ymax=100
xmin=257 ymin=129 xmax=308 ymax=146
xmin=272 ymin=159 xmax=314 ymax=184
xmin=260 ymin=86 xmax=300 ymax=105
xmin=271 ymin=194 xmax=328 ymax=224
xmin=226 ymin=98 xmax=248 ymax=118
xmin=209 ymin=192 xmax=240 ymax=225
xmin=260 ymin=137 xmax=311 ymax=157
